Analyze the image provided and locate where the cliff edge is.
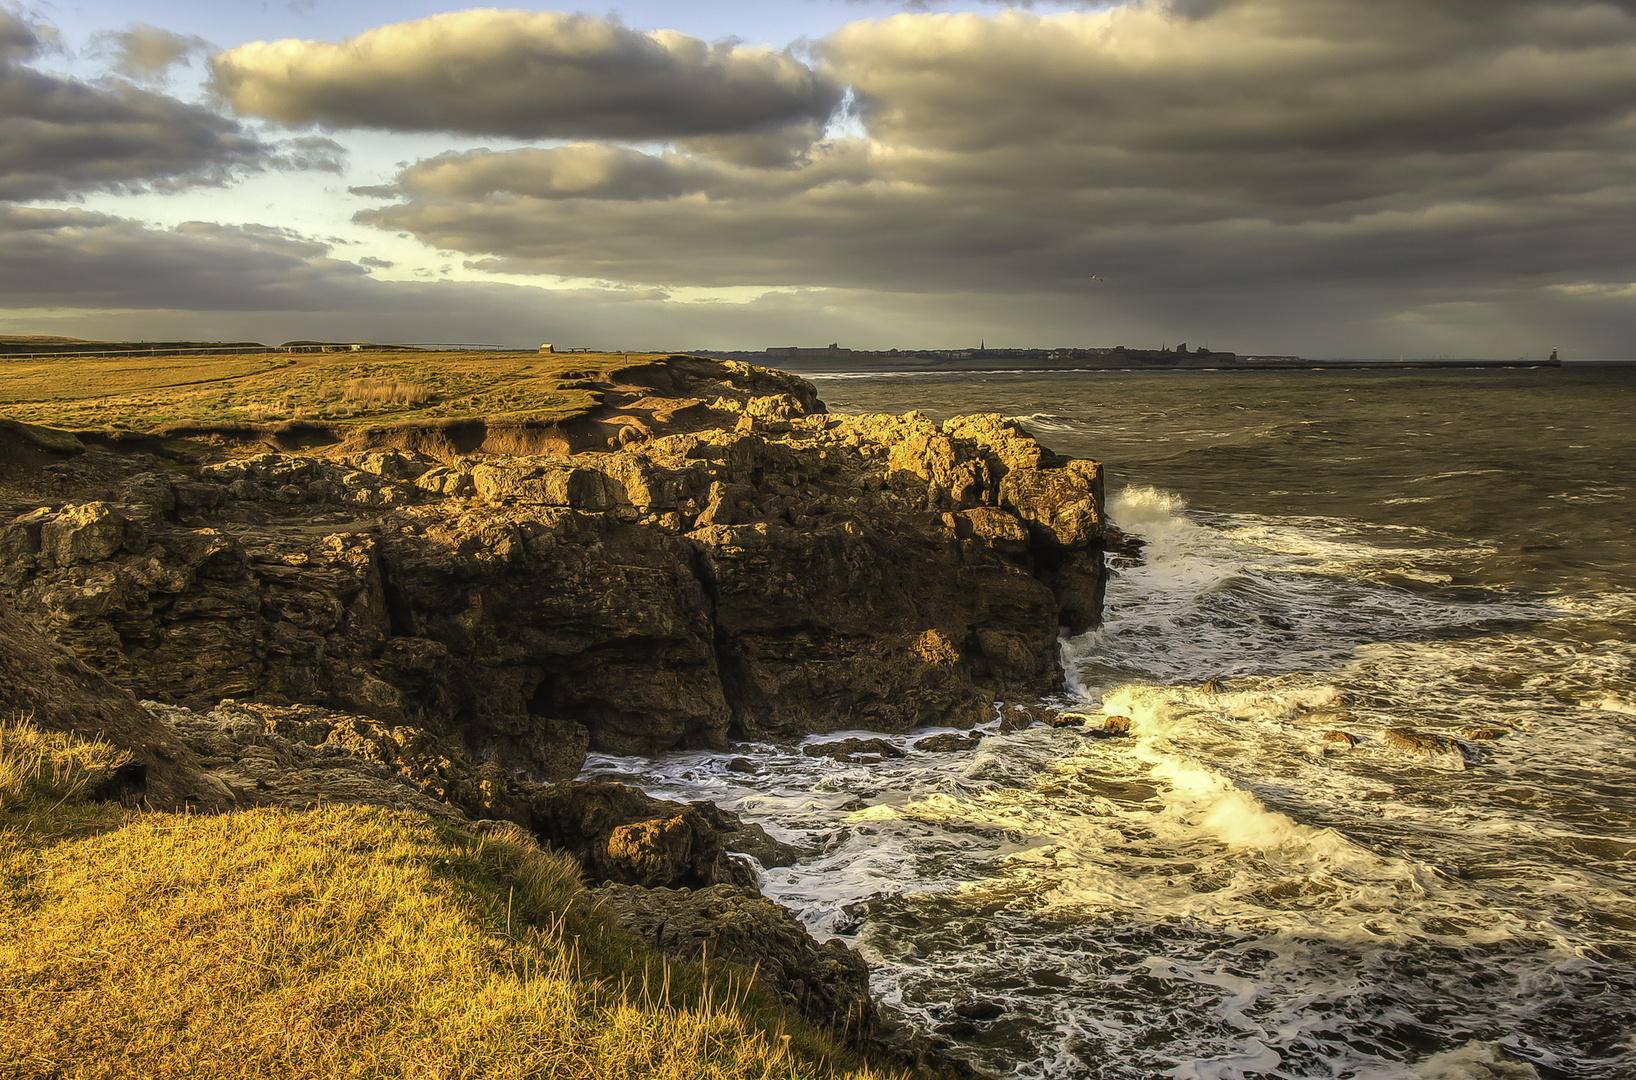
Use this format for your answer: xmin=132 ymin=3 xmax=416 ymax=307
xmin=2 ymin=356 xmax=1106 ymax=783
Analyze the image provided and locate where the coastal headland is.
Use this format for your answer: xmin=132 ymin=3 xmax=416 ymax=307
xmin=0 ymin=348 xmax=1115 ymax=1077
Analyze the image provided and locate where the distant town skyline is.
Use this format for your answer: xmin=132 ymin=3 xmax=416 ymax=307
xmin=3 ymin=0 xmax=1635 ymax=359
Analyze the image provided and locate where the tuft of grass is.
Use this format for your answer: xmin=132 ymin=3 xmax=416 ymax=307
xmin=0 ymin=720 xmax=893 ymax=1080
xmin=0 ymin=715 xmax=125 ymax=813
xmin=343 ymin=378 xmax=431 ymax=407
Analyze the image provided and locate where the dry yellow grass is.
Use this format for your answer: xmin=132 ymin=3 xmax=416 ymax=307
xmin=343 ymin=377 xmax=432 ymax=407
xmin=0 ymin=350 xmax=668 ymax=433
xmin=0 ymin=720 xmax=893 ymax=1080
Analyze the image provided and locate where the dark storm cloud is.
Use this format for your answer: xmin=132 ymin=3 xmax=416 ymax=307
xmin=211 ymin=10 xmax=843 ymax=141
xmin=346 ymin=0 xmax=1636 ymax=352
xmin=5 ymin=202 xmax=1628 ymax=358
xmin=0 ymin=202 xmax=1023 ymax=350
xmin=0 ymin=10 xmax=319 ymax=201
xmin=0 ymin=205 xmax=377 ymax=309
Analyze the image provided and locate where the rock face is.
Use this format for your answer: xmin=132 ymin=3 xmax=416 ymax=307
xmin=145 ymin=698 xmax=764 ymax=891
xmin=592 ymin=882 xmax=878 ymax=1043
xmin=0 ymin=598 xmax=233 ymax=811
xmin=1 ymin=357 xmax=1106 ymax=782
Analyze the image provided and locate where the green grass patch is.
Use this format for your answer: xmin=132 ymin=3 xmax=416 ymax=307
xmin=0 ymin=719 xmax=890 ymax=1080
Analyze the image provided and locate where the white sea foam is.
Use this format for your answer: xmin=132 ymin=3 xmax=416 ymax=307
xmin=578 ymin=482 xmax=1636 ymax=1079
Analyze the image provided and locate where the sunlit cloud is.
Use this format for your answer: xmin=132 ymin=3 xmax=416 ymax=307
xmin=212 ymin=10 xmax=843 ymax=141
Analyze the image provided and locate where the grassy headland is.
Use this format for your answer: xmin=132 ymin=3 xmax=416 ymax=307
xmin=0 ymin=720 xmax=889 ymax=1080
xmin=0 ymin=349 xmax=664 ymax=435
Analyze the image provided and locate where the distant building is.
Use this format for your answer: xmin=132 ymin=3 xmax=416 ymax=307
xmin=764 ymin=343 xmax=854 ymax=360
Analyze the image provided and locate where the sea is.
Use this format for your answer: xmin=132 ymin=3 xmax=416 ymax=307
xmin=582 ymin=363 xmax=1636 ymax=1080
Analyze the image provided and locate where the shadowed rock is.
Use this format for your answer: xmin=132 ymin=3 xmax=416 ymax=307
xmin=0 ymin=599 xmax=232 ymax=810
xmin=592 ymin=882 xmax=879 ymax=1043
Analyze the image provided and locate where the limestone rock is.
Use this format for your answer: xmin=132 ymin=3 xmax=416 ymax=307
xmin=0 ymin=599 xmax=231 ymax=811
xmin=39 ymin=502 xmax=141 ymax=567
xmin=803 ymin=737 xmax=907 ymax=763
xmin=687 ymin=800 xmax=803 ymax=868
xmin=914 ymin=732 xmax=984 ymax=753
xmin=1099 ymin=714 xmax=1133 ymax=735
xmin=2 ymin=356 xmax=1109 ymax=780
xmin=529 ymin=780 xmax=742 ymax=888
xmin=592 ymin=882 xmax=878 ymax=1042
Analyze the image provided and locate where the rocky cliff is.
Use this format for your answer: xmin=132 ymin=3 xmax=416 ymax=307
xmin=2 ymin=357 xmax=1106 ymax=784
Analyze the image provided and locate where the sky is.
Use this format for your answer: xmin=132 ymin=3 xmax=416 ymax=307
xmin=3 ymin=0 xmax=1635 ymax=357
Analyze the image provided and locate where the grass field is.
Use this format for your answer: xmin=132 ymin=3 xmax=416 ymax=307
xmin=0 ymin=350 xmax=666 ymax=433
xmin=0 ymin=720 xmax=891 ymax=1080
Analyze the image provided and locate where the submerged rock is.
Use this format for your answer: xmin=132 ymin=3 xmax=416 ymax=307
xmin=1100 ymin=714 xmax=1134 ymax=736
xmin=1380 ymin=727 xmax=1462 ymax=756
xmin=914 ymin=732 xmax=984 ymax=752
xmin=1377 ymin=727 xmax=1475 ymax=768
xmin=997 ymin=702 xmax=1050 ymax=732
xmin=803 ymin=737 xmax=908 ymax=762
xmin=952 ymin=999 xmax=1006 ymax=1021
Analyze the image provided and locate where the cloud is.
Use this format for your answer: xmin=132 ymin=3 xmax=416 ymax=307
xmin=340 ymin=0 xmax=1636 ymax=356
xmin=0 ymin=205 xmax=375 ymax=309
xmin=93 ymin=22 xmax=211 ymax=82
xmin=0 ymin=9 xmax=317 ymax=201
xmin=3 ymin=203 xmax=1630 ymax=358
xmin=211 ymin=10 xmax=843 ymax=141
xmin=0 ymin=202 xmax=1015 ymax=349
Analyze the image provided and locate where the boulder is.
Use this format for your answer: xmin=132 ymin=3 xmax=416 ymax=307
xmin=914 ymin=732 xmax=983 ymax=753
xmin=803 ymin=737 xmax=907 ymax=763
xmin=1380 ymin=727 xmax=1461 ymax=755
xmin=687 ymin=800 xmax=803 ymax=868
xmin=592 ymin=883 xmax=878 ymax=1042
xmin=529 ymin=780 xmax=743 ymax=889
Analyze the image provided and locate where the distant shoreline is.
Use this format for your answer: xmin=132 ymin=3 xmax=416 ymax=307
xmin=726 ymin=357 xmax=1569 ymax=376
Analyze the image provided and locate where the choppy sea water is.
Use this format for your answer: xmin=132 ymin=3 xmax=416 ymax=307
xmin=583 ymin=365 xmax=1636 ymax=1079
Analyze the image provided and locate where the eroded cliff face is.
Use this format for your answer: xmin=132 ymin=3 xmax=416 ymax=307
xmin=1 ymin=358 xmax=1105 ymax=782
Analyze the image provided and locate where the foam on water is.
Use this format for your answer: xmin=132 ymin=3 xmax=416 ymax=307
xmin=581 ymin=483 xmax=1636 ymax=1079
